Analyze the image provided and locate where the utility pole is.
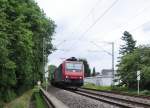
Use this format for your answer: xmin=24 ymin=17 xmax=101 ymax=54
xmin=43 ymin=37 xmax=45 ymax=83
xmin=111 ymin=42 xmax=115 ymax=85
xmin=90 ymin=41 xmax=115 ymax=85
xmin=137 ymin=71 xmax=140 ymax=95
xmin=43 ymin=37 xmax=49 ymax=91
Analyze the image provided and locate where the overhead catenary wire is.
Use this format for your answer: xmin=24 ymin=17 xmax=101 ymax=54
xmin=54 ymin=0 xmax=150 ymax=53
xmin=129 ymin=20 xmax=150 ymax=32
xmin=67 ymin=0 xmax=120 ymax=50
xmin=51 ymin=0 xmax=150 ymax=63
xmin=72 ymin=2 xmax=150 ymax=43
xmin=105 ymin=2 xmax=150 ymax=35
xmin=78 ymin=0 xmax=119 ymax=39
xmin=55 ymin=40 xmax=66 ymax=47
xmin=115 ymin=3 xmax=150 ymax=34
xmin=54 ymin=0 xmax=103 ymax=48
xmin=90 ymin=41 xmax=112 ymax=55
xmin=53 ymin=0 xmax=104 ymax=58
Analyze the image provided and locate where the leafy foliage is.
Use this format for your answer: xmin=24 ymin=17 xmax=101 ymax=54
xmin=117 ymin=31 xmax=137 ymax=88
xmin=79 ymin=58 xmax=91 ymax=77
xmin=48 ymin=65 xmax=57 ymax=81
xmin=92 ymin=67 xmax=96 ymax=76
xmin=117 ymin=43 xmax=150 ymax=89
xmin=0 ymin=0 xmax=55 ymax=103
xmin=119 ymin=31 xmax=136 ymax=55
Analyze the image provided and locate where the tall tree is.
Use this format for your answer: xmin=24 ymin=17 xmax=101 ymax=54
xmin=119 ymin=31 xmax=136 ymax=55
xmin=117 ymin=31 xmax=137 ymax=88
xmin=48 ymin=65 xmax=57 ymax=81
xmin=79 ymin=59 xmax=91 ymax=77
xmin=92 ymin=67 xmax=96 ymax=76
xmin=117 ymin=50 xmax=140 ymax=88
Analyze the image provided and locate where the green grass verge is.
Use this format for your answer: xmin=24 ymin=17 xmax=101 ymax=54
xmin=83 ymin=83 xmax=111 ymax=91
xmin=33 ymin=91 xmax=47 ymax=108
xmin=4 ymin=89 xmax=33 ymax=108
xmin=3 ymin=86 xmax=48 ymax=108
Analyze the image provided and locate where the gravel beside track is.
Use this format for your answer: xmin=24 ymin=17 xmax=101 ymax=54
xmin=77 ymin=88 xmax=150 ymax=108
xmin=78 ymin=88 xmax=150 ymax=104
xmin=79 ymin=88 xmax=150 ymax=104
xmin=48 ymin=86 xmax=120 ymax=108
xmin=82 ymin=88 xmax=150 ymax=99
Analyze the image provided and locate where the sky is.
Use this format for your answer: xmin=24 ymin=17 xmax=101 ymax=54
xmin=36 ymin=0 xmax=150 ymax=72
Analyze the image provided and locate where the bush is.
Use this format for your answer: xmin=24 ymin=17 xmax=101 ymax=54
xmin=111 ymin=85 xmax=128 ymax=91
xmin=140 ymin=90 xmax=150 ymax=95
xmin=3 ymin=90 xmax=16 ymax=102
xmin=0 ymin=102 xmax=4 ymax=108
xmin=83 ymin=83 xmax=111 ymax=91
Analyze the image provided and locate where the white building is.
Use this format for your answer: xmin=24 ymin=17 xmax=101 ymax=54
xmin=84 ymin=69 xmax=114 ymax=86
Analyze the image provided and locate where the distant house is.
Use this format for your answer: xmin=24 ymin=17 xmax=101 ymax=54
xmin=100 ymin=69 xmax=114 ymax=86
xmin=84 ymin=69 xmax=114 ymax=86
xmin=101 ymin=69 xmax=113 ymax=76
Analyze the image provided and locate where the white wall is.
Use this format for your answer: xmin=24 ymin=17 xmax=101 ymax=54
xmin=84 ymin=76 xmax=113 ymax=86
xmin=101 ymin=77 xmax=113 ymax=86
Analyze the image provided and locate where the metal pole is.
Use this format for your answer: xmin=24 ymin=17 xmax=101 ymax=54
xmin=43 ymin=37 xmax=45 ymax=83
xmin=112 ymin=42 xmax=115 ymax=85
xmin=137 ymin=71 xmax=140 ymax=95
xmin=46 ymin=78 xmax=47 ymax=91
xmin=138 ymin=79 xmax=139 ymax=95
xmin=89 ymin=41 xmax=115 ymax=85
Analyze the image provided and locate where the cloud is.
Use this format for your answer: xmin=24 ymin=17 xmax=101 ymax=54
xmin=37 ymin=0 xmax=150 ymax=72
xmin=143 ymin=21 xmax=150 ymax=32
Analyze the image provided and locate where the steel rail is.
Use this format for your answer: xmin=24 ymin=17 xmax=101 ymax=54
xmin=67 ymin=88 xmax=150 ymax=108
xmin=80 ymin=88 xmax=150 ymax=99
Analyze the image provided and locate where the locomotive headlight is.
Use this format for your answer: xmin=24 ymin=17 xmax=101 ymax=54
xmin=66 ymin=76 xmax=68 ymax=78
xmin=79 ymin=77 xmax=82 ymax=79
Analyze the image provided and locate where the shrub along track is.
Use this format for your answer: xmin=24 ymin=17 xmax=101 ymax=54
xmin=66 ymin=88 xmax=150 ymax=108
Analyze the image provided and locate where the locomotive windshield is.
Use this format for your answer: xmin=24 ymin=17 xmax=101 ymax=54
xmin=66 ymin=62 xmax=83 ymax=72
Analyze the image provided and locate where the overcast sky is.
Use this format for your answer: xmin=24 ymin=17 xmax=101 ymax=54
xmin=36 ymin=0 xmax=150 ymax=72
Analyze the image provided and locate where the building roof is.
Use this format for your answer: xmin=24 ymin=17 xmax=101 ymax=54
xmin=101 ymin=69 xmax=113 ymax=76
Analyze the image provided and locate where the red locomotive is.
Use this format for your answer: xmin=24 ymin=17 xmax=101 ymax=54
xmin=51 ymin=57 xmax=84 ymax=87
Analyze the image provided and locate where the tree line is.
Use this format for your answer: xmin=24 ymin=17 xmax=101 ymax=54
xmin=0 ymin=0 xmax=55 ymax=103
xmin=117 ymin=31 xmax=150 ymax=90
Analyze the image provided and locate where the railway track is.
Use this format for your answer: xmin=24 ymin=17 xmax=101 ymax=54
xmin=81 ymin=88 xmax=150 ymax=99
xmin=67 ymin=88 xmax=150 ymax=108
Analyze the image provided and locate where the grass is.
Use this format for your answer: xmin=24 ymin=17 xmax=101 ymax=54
xmin=32 ymin=86 xmax=47 ymax=108
xmin=3 ymin=86 xmax=47 ymax=108
xmin=4 ymin=89 xmax=33 ymax=108
xmin=33 ymin=91 xmax=47 ymax=108
xmin=83 ymin=83 xmax=111 ymax=91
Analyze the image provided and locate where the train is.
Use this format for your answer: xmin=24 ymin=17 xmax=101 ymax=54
xmin=50 ymin=57 xmax=84 ymax=87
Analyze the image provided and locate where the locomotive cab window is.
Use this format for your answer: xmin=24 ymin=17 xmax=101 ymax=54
xmin=66 ymin=62 xmax=83 ymax=72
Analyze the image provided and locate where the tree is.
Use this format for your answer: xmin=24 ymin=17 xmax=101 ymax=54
xmin=92 ymin=67 xmax=96 ymax=76
xmin=117 ymin=45 xmax=150 ymax=89
xmin=119 ymin=31 xmax=136 ymax=56
xmin=48 ymin=65 xmax=57 ymax=81
xmin=0 ymin=0 xmax=55 ymax=103
xmin=137 ymin=46 xmax=150 ymax=89
xmin=117 ymin=50 xmax=140 ymax=88
xmin=117 ymin=31 xmax=136 ymax=88
xmin=79 ymin=59 xmax=91 ymax=77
